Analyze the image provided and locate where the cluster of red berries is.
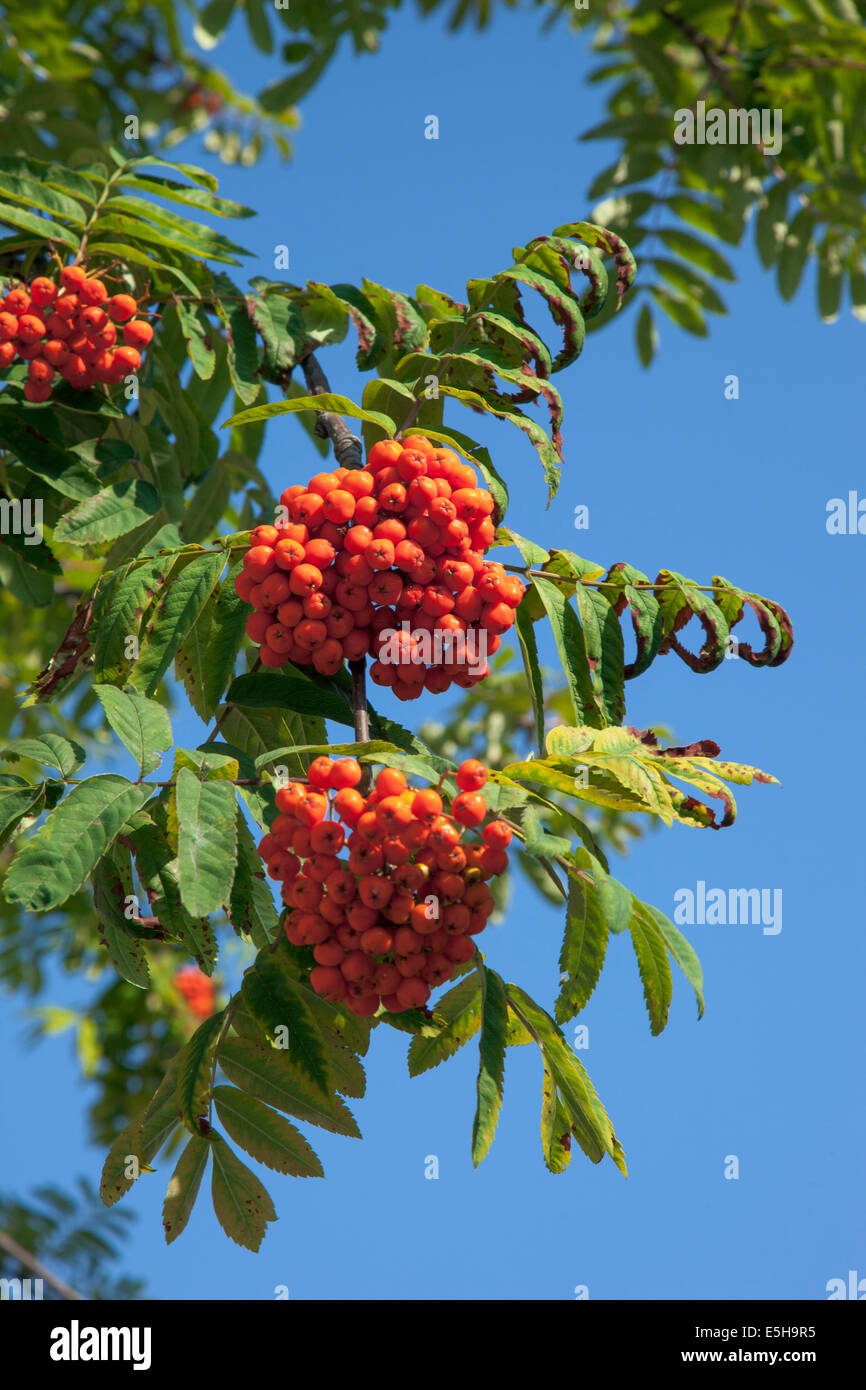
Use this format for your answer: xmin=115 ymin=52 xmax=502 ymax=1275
xmin=235 ymin=434 xmax=524 ymax=699
xmin=173 ymin=965 xmax=217 ymax=1020
xmin=257 ymin=755 xmax=512 ymax=1016
xmin=0 ymin=264 xmax=153 ymax=402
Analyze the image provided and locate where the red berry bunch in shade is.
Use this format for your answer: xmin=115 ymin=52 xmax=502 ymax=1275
xmin=0 ymin=264 xmax=154 ymax=402
xmin=257 ymin=756 xmax=513 ymax=1016
xmin=235 ymin=434 xmax=525 ymax=699
xmin=173 ymin=965 xmax=217 ymax=1020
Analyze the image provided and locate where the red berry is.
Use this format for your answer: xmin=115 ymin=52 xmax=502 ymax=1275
xmin=113 ymin=345 xmax=141 ymax=373
xmin=107 ymin=293 xmax=138 ymax=322
xmin=456 ymin=759 xmax=487 ymax=792
xmin=453 ymin=791 xmax=487 ymax=827
xmin=29 ymin=277 xmax=58 ymax=308
xmin=78 ymin=277 xmax=109 ymax=306
xmin=123 ymin=319 xmax=153 ymax=349
xmin=60 ymin=265 xmax=87 ymax=291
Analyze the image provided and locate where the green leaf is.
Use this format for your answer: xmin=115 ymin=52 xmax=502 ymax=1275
xmin=245 ymin=0 xmax=274 ymax=53
xmin=177 ymin=1010 xmax=225 ymax=1133
xmin=210 ymin=1133 xmax=276 ymax=1252
xmin=90 ymin=211 xmax=246 ymax=266
xmin=0 ymin=155 xmax=96 ymax=207
xmin=507 ymin=984 xmax=625 ymax=1173
xmin=628 ymin=900 xmax=673 ymax=1036
xmin=175 ymin=767 xmax=238 ymax=917
xmin=636 ymin=301 xmax=657 ymax=366
xmin=0 ymin=543 xmax=54 ymax=607
xmin=53 ymin=481 xmax=162 ymax=547
xmin=4 ymin=776 xmax=150 ymax=913
xmin=513 ymin=601 xmax=546 ymax=752
xmin=99 ymin=1047 xmax=184 ymax=1205
xmin=2 ymin=733 xmax=85 ymax=778
xmin=213 ymin=1086 xmax=323 ymax=1177
xmin=555 ymin=851 xmax=609 ymax=1023
xmin=227 ymin=812 xmax=280 ymax=948
xmin=644 ymin=903 xmax=704 ymax=1019
xmin=0 ymin=197 xmax=79 ymax=247
xmin=175 ymin=560 xmax=247 ymax=721
xmin=528 ymin=575 xmax=601 ymax=728
xmin=437 ymin=382 xmax=561 ymax=502
xmin=817 ymin=235 xmax=844 ymax=322
xmin=218 ymin=1036 xmax=360 ymax=1138
xmin=242 ymin=958 xmax=332 ymax=1098
xmin=227 ymin=671 xmax=354 ymax=727
xmin=223 ymin=393 xmax=396 ymax=435
xmin=650 ymin=258 xmax=727 ymax=315
xmin=0 ymin=409 xmax=99 ymax=500
xmin=471 ymin=965 xmax=508 ymax=1167
xmin=777 ymin=208 xmax=815 ymax=302
xmin=92 ymin=852 xmax=150 ymax=988
xmin=0 ymin=780 xmax=44 ymax=849
xmin=129 ymin=550 xmax=226 ymax=697
xmin=117 ymin=172 xmax=253 ymax=220
xmin=195 ymin=0 xmax=236 ymax=43
xmin=129 ymin=815 xmax=217 ymax=973
xmin=162 ymin=1135 xmax=211 ymax=1246
xmin=174 ymin=299 xmax=217 ymax=380
xmin=92 ymin=556 xmax=175 ymax=685
xmin=549 ymin=552 xmax=624 ymax=724
xmin=755 ymin=182 xmax=788 ymax=269
xmin=665 ymin=196 xmax=742 ymax=245
xmin=93 ymin=685 xmax=172 ymax=778
xmin=649 ymin=286 xmax=707 ymax=337
xmin=541 ymin=1060 xmax=573 ymax=1175
xmin=656 ymin=228 xmax=735 ymax=281
xmin=604 ymin=561 xmax=663 ymax=678
xmin=408 ymin=974 xmax=482 ymax=1077
xmin=134 ymin=156 xmax=219 ymax=195
xmin=222 ymin=294 xmax=261 ymax=406
xmin=592 ymin=860 xmax=634 ymax=936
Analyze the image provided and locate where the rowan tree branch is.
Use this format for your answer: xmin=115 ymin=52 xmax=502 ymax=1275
xmin=297 ymin=353 xmax=363 ymax=470
xmin=350 ymin=658 xmax=372 ymax=794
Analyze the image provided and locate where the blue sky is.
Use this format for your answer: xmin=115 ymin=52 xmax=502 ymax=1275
xmin=2 ymin=3 xmax=864 ymax=1300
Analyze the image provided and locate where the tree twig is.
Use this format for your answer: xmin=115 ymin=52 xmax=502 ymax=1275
xmin=297 ymin=353 xmax=363 ymax=470
xmin=349 ymin=658 xmax=372 ymax=794
xmin=0 ymin=1228 xmax=85 ymax=1301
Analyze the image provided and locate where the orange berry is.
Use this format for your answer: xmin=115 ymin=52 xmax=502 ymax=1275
xmin=308 ymin=756 xmax=335 ymax=789
xmin=367 ymin=439 xmax=403 ymax=472
xmin=412 ymin=788 xmax=442 ymax=820
xmin=289 ymin=563 xmax=323 ymax=597
xmin=123 ymin=319 xmax=153 ymax=349
xmin=113 ymin=345 xmax=141 ymax=373
xmin=456 ymin=759 xmax=487 ymax=792
xmin=78 ymin=277 xmax=109 ymax=306
xmin=401 ymin=434 xmax=435 ymax=460
xmin=396 ymin=977 xmax=430 ymax=1010
xmin=334 ymin=788 xmax=364 ymax=825
xmin=322 ymin=488 xmax=355 ymax=524
xmin=483 ymin=820 xmax=512 ymax=848
xmin=29 ymin=277 xmax=58 ymax=308
xmin=329 ymin=758 xmax=362 ymax=790
xmin=375 ymin=768 xmax=407 ymax=797
xmin=107 ymin=292 xmax=138 ymax=321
